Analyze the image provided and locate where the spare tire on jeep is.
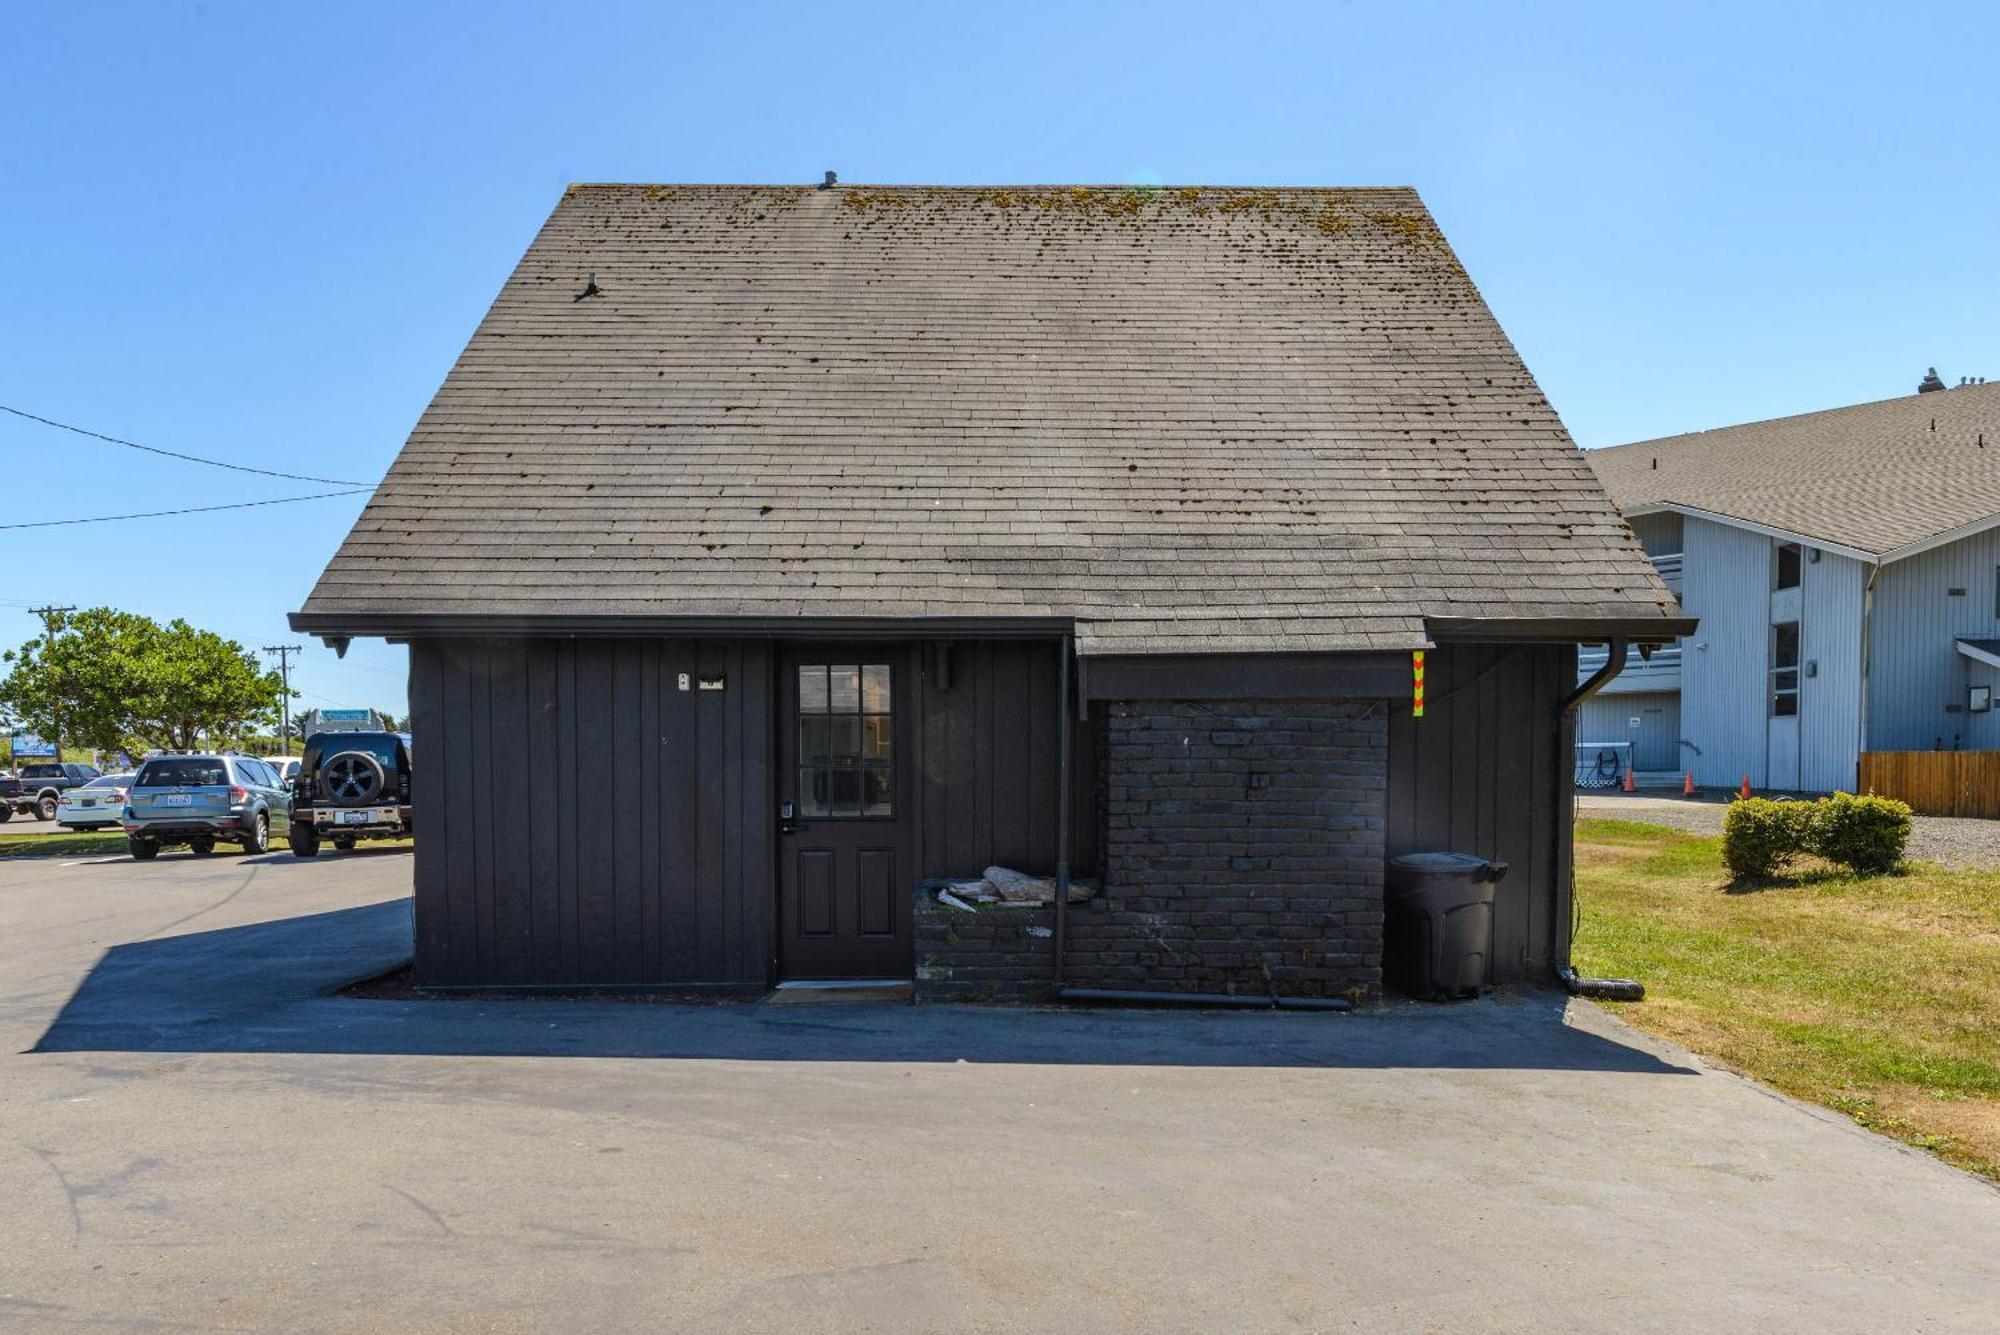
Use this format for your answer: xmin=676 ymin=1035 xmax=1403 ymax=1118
xmin=322 ymin=750 xmax=387 ymax=806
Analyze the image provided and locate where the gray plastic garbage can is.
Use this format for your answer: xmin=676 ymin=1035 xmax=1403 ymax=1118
xmin=1385 ymin=852 xmax=1508 ymax=1000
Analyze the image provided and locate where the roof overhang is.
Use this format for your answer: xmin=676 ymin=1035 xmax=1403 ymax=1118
xmin=1881 ymin=512 xmax=2000 ymax=565
xmin=1957 ymin=639 xmax=2000 ymax=671
xmin=1624 ymin=500 xmax=2000 ymax=568
xmin=289 ymin=611 xmax=1079 ymax=643
xmin=292 ymin=610 xmax=1696 ymax=656
xmin=1425 ymin=615 xmax=1695 ymax=645
xmin=1622 ymin=503 xmax=1883 ymax=565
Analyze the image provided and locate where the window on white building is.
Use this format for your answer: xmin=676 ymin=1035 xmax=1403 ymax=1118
xmin=1771 ymin=621 xmax=1800 ymax=717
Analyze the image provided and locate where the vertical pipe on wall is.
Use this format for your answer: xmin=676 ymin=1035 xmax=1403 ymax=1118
xmin=1556 ymin=637 xmax=1627 ymax=970
xmin=1053 ymin=634 xmax=1072 ymax=987
xmin=1857 ymin=560 xmax=1880 ymax=780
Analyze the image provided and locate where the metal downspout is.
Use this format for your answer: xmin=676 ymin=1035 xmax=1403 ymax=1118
xmin=1561 ymin=636 xmax=1628 ymax=713
xmin=1858 ymin=561 xmax=1881 ymax=781
xmin=1053 ymin=635 xmax=1071 ymax=989
xmin=1556 ymin=636 xmax=1645 ymax=999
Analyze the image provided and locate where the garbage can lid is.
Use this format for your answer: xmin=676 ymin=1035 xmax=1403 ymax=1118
xmin=1390 ymin=852 xmax=1495 ymax=873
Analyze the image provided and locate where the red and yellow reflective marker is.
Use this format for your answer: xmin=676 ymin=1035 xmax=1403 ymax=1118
xmin=1411 ymin=649 xmax=1426 ymax=718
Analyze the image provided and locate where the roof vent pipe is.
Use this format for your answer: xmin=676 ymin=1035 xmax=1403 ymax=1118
xmin=819 ymin=170 xmax=837 ymax=189
xmin=1919 ymin=367 xmax=1947 ymax=393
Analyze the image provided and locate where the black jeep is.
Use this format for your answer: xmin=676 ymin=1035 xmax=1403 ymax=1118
xmin=289 ymin=730 xmax=413 ymax=856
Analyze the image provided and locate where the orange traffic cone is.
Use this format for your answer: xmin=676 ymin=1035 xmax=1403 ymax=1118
xmin=1623 ymin=765 xmax=1636 ymax=793
xmin=1739 ymin=774 xmax=1753 ymax=800
xmin=1683 ymin=770 xmax=1695 ymax=796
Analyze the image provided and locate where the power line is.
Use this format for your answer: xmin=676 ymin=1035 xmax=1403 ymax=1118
xmin=0 ymin=403 xmax=371 ymax=487
xmin=0 ymin=489 xmax=370 ymax=531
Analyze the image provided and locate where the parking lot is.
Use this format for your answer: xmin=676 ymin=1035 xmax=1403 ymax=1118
xmin=2 ymin=851 xmax=1997 ymax=1332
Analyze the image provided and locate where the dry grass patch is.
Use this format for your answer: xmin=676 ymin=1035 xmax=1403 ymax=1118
xmin=1573 ymin=817 xmax=2000 ymax=1182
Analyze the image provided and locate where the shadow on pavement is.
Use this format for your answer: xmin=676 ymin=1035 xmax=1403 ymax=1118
xmin=30 ymin=900 xmax=1692 ymax=1074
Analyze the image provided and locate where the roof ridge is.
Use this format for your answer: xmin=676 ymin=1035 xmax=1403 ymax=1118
xmin=1594 ymin=378 xmax=2000 ymax=454
xmin=560 ymin=181 xmax=1424 ymax=193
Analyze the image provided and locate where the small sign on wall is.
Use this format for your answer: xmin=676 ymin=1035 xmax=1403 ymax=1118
xmin=1629 ymin=716 xmax=1642 ymax=730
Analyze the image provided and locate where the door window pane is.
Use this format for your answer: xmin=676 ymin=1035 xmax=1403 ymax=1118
xmin=829 ymin=665 xmax=861 ymax=712
xmin=862 ymin=664 xmax=891 ymax=713
xmin=1771 ymin=622 xmax=1801 ymax=718
xmin=1773 ymin=622 xmax=1800 ymax=667
xmin=798 ymin=665 xmax=829 ymax=712
xmin=862 ymin=764 xmax=893 ymax=815
xmin=796 ymin=662 xmax=892 ymax=817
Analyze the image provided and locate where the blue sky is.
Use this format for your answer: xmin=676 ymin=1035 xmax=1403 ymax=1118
xmin=3 ymin=2 xmax=1994 ymax=720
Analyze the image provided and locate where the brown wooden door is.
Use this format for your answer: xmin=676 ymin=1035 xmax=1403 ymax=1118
xmin=776 ymin=647 xmax=914 ymax=979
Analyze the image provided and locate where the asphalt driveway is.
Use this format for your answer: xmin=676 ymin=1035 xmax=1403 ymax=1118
xmin=1 ymin=852 xmax=1996 ymax=1332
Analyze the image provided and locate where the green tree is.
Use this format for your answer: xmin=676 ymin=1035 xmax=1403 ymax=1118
xmin=0 ymin=609 xmax=289 ymax=754
xmin=0 ymin=608 xmax=152 ymax=754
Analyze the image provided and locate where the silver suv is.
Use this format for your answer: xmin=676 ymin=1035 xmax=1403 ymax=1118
xmin=122 ymin=753 xmax=292 ymax=859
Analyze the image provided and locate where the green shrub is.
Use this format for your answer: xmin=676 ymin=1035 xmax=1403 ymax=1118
xmin=1810 ymin=791 xmax=1913 ymax=874
xmin=1722 ymin=797 xmax=1815 ymax=880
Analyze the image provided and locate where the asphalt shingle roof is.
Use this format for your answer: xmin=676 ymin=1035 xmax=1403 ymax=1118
xmin=1589 ymin=381 xmax=2000 ymax=560
xmin=296 ymin=183 xmax=1679 ymax=653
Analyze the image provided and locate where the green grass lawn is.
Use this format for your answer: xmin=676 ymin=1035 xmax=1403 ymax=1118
xmin=1574 ymin=816 xmax=2000 ymax=1181
xmin=0 ymin=828 xmax=413 ymax=859
xmin=0 ymin=828 xmax=133 ymax=858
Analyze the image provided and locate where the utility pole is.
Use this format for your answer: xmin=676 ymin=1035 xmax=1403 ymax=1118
xmin=26 ymin=606 xmax=76 ymax=760
xmin=263 ymin=644 xmax=302 ymax=755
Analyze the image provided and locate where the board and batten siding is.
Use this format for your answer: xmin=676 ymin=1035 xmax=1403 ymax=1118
xmin=1799 ymin=547 xmax=1864 ymax=791
xmin=1387 ymin=643 xmax=1571 ymax=981
xmin=1679 ymin=516 xmax=1775 ymax=788
xmin=1868 ymin=526 xmax=2000 ymax=752
xmin=409 ymin=637 xmax=774 ymax=989
xmin=1576 ymin=691 xmax=1680 ymax=772
xmin=407 ymin=635 xmax=1091 ymax=990
xmin=1627 ymin=511 xmax=1683 ymax=559
xmin=916 ymin=639 xmax=1099 ymax=880
xmin=1676 ymin=516 xmax=1867 ymax=792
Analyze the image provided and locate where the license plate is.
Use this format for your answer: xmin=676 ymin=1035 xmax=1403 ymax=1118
xmin=341 ymin=810 xmax=371 ymax=825
xmin=78 ymin=798 xmax=95 ymax=807
xmin=164 ymin=794 xmax=192 ymax=807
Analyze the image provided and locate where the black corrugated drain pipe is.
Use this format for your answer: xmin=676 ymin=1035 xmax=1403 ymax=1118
xmin=1059 ymin=987 xmax=1352 ymax=1012
xmin=1556 ymin=635 xmax=1646 ymax=1002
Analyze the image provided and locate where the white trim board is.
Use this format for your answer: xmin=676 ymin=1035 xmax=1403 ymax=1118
xmin=1624 ymin=501 xmax=2000 ymax=569
xmin=1956 ymin=639 xmax=2000 ymax=671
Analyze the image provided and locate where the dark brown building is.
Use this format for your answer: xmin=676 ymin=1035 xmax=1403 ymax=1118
xmin=292 ymin=183 xmax=1686 ymax=1000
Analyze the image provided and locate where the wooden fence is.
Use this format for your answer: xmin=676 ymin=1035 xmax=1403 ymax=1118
xmin=1857 ymin=751 xmax=2000 ymax=819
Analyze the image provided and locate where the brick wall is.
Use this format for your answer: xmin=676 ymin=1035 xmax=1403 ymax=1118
xmin=914 ymin=698 xmax=1388 ymax=1003
xmin=914 ymin=894 xmax=1055 ymax=1003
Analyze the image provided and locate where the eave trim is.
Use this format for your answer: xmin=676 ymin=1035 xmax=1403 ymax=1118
xmin=1956 ymin=639 xmax=2000 ymax=672
xmin=289 ymin=611 xmax=1078 ymax=641
xmin=1425 ymin=615 xmax=1696 ymax=644
xmin=1622 ymin=502 xmax=1884 ymax=565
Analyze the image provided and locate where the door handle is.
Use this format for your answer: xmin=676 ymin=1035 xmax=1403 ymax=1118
xmin=779 ymin=800 xmax=804 ymax=835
